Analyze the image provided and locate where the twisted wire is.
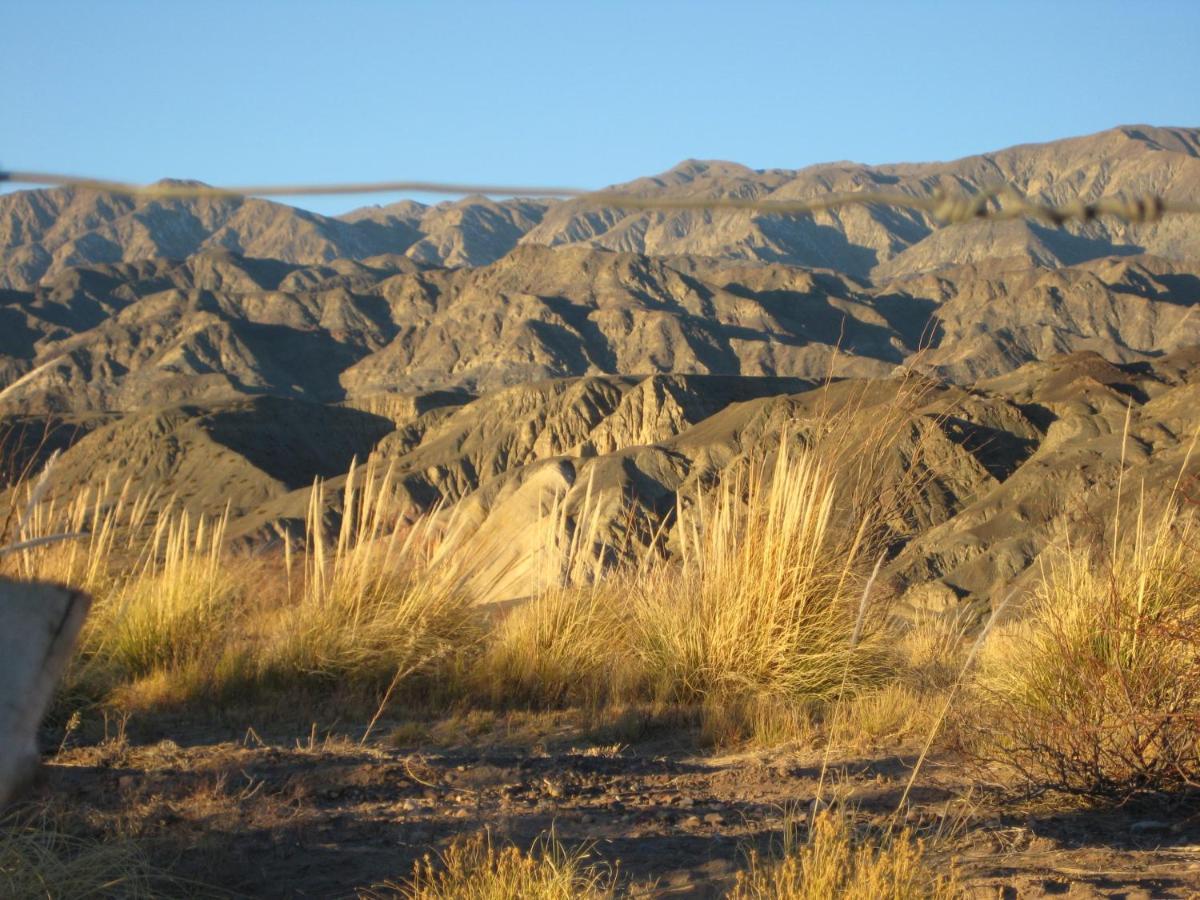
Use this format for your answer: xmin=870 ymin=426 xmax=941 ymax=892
xmin=2 ymin=168 xmax=1197 ymax=226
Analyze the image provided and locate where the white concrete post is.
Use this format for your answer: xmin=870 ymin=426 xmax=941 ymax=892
xmin=0 ymin=579 xmax=90 ymax=806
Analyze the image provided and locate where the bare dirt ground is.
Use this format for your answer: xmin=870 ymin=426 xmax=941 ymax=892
xmin=25 ymin=713 xmax=1200 ymax=898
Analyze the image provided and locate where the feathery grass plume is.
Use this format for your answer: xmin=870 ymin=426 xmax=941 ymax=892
xmin=369 ymin=829 xmax=616 ymax=899
xmin=0 ymin=475 xmax=156 ymax=595
xmin=626 ymin=436 xmax=890 ymax=738
xmin=973 ymin=500 xmax=1200 ymax=798
xmin=271 ymin=457 xmax=483 ymax=688
xmin=730 ymin=808 xmax=958 ymax=900
xmin=78 ymin=505 xmax=236 ymax=681
xmin=797 ymin=372 xmax=942 ymax=558
xmin=0 ymin=811 xmax=161 ymax=899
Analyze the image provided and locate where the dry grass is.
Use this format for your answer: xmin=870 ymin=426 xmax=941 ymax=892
xmin=476 ymin=583 xmax=626 ymax=707
xmin=268 ymin=458 xmax=483 ymax=689
xmin=82 ymin=507 xmax=237 ymax=680
xmin=367 ymin=830 xmax=616 ymax=899
xmin=1 ymin=476 xmax=156 ymax=593
xmin=974 ymin=503 xmax=1200 ymax=798
xmin=471 ymin=435 xmax=899 ymax=743
xmin=5 ymin=456 xmax=486 ymax=711
xmin=625 ymin=439 xmax=890 ymax=738
xmin=3 ymin=412 xmax=926 ymax=748
xmin=0 ymin=432 xmax=910 ymax=749
xmin=730 ymin=809 xmax=958 ymax=900
xmin=0 ymin=811 xmax=161 ymax=899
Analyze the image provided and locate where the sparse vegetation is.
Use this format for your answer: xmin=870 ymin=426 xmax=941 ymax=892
xmin=9 ymin=406 xmax=1200 ymax=895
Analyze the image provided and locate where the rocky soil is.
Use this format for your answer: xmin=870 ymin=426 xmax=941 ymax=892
xmin=34 ymin=719 xmax=1200 ymax=898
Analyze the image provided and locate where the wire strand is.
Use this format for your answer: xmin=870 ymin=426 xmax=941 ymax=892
xmin=3 ymin=168 xmax=1198 ymax=226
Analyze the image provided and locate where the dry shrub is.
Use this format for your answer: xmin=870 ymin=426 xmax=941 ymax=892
xmin=730 ymin=809 xmax=957 ymax=900
xmin=269 ymin=458 xmax=484 ymax=689
xmin=627 ymin=439 xmax=890 ymax=727
xmin=370 ymin=830 xmax=615 ymax=899
xmin=974 ymin=505 xmax=1200 ymax=798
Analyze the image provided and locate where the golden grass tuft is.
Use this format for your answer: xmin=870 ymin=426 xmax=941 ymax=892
xmin=730 ymin=809 xmax=958 ymax=900
xmin=368 ymin=830 xmax=615 ymax=899
xmin=974 ymin=503 xmax=1200 ymax=798
xmin=269 ymin=458 xmax=484 ymax=690
xmin=84 ymin=507 xmax=236 ymax=679
xmin=476 ymin=583 xmax=625 ymax=707
xmin=626 ymin=440 xmax=889 ymax=731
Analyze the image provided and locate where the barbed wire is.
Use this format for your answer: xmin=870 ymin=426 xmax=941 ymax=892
xmin=2 ymin=168 xmax=1199 ymax=226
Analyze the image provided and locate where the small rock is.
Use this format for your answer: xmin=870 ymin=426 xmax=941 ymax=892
xmin=676 ymin=796 xmax=695 ymax=808
xmin=682 ymin=815 xmax=703 ymax=829
xmin=703 ymin=812 xmax=725 ymax=826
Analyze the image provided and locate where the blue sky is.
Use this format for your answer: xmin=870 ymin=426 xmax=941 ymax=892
xmin=3 ymin=0 xmax=1198 ymax=215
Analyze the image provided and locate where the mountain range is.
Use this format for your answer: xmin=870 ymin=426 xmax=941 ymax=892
xmin=3 ymin=125 xmax=1198 ymax=292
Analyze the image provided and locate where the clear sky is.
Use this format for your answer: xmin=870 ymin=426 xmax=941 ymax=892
xmin=3 ymin=0 xmax=1198 ymax=216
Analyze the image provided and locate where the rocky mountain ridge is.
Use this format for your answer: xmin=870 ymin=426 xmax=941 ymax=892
xmin=1 ymin=246 xmax=1197 ymax=414
xmin=3 ymin=125 xmax=1198 ymax=290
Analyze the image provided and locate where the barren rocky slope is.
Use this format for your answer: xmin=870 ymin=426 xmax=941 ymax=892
xmin=2 ymin=246 xmax=1198 ymax=413
xmin=524 ymin=125 xmax=1200 ymax=280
